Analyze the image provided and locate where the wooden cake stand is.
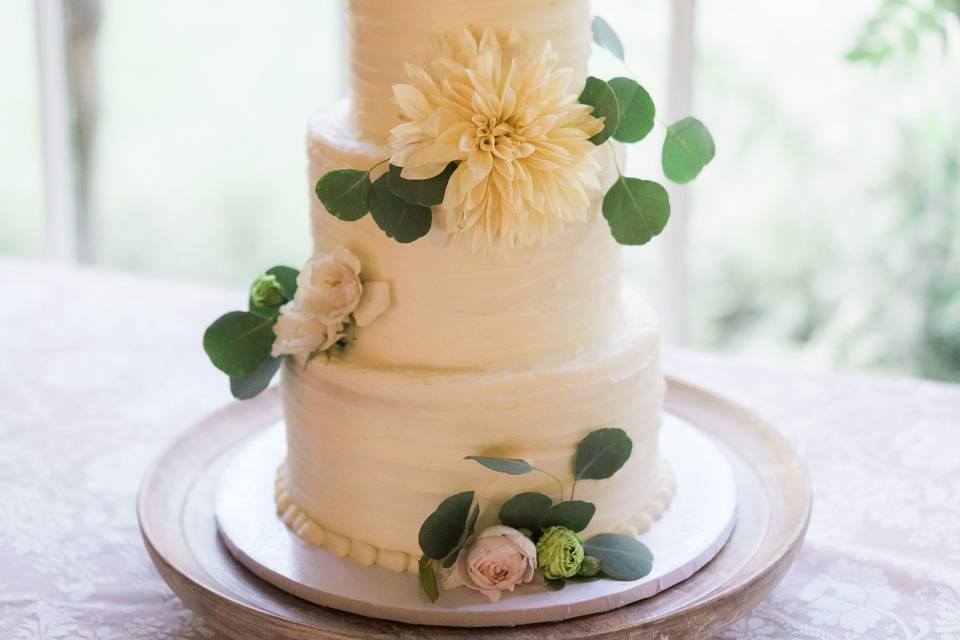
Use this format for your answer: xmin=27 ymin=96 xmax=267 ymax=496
xmin=138 ymin=378 xmax=811 ymax=639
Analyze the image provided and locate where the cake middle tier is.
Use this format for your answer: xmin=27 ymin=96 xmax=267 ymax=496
xmin=307 ymin=101 xmax=625 ymax=372
xmin=278 ymin=303 xmax=672 ymax=574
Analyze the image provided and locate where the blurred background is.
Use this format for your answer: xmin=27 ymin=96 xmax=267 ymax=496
xmin=3 ymin=0 xmax=959 ymax=382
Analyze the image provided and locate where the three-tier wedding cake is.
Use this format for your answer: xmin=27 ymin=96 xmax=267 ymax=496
xmin=275 ymin=0 xmax=673 ymax=575
xmin=204 ymin=0 xmax=715 ymax=605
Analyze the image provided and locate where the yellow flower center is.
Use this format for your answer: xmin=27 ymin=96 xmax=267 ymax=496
xmin=471 ymin=114 xmax=528 ymax=161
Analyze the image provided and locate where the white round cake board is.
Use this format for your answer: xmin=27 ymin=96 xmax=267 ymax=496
xmin=215 ymin=415 xmax=737 ymax=627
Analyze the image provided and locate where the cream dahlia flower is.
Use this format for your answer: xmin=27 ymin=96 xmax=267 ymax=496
xmin=387 ymin=26 xmax=605 ymax=250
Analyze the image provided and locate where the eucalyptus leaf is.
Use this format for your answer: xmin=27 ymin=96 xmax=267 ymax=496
xmin=248 ymin=300 xmax=282 ymax=319
xmin=371 ymin=174 xmax=432 ymax=243
xmin=418 ymin=490 xmax=475 ymax=560
xmin=387 ymin=163 xmax=456 ymax=206
xmin=418 ymin=555 xmax=439 ymax=603
xmin=203 ymin=311 xmax=276 ymax=377
xmin=442 ymin=503 xmax=480 ymax=568
xmin=574 ymin=428 xmax=634 ymax=481
xmin=464 ymin=455 xmax=535 ymax=475
xmin=583 ymin=533 xmax=654 ymax=581
xmin=229 ymin=356 xmax=281 ymax=400
xmin=578 ymin=76 xmax=619 ymax=145
xmin=540 ymin=500 xmax=596 ymax=533
xmin=661 ymin=117 xmax=716 ymax=184
xmin=315 ymin=169 xmax=372 ymax=221
xmin=591 ymin=16 xmax=625 ymax=60
xmin=499 ymin=492 xmax=553 ymax=531
xmin=608 ymin=77 xmax=655 ymax=143
xmin=602 ymin=177 xmax=670 ymax=246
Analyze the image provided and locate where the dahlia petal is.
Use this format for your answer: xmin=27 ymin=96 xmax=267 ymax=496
xmin=466 ymin=148 xmax=493 ymax=182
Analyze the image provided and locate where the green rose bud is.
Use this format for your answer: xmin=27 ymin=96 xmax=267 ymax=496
xmin=536 ymin=526 xmax=585 ymax=580
xmin=577 ymin=555 xmax=602 ymax=578
xmin=250 ymin=273 xmax=285 ymax=308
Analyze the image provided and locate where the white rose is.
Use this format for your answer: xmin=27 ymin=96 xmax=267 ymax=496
xmin=297 ymin=247 xmax=364 ymax=326
xmin=270 ymin=247 xmax=391 ymax=360
xmin=270 ymin=304 xmax=342 ymax=358
xmin=456 ymin=525 xmax=537 ymax=603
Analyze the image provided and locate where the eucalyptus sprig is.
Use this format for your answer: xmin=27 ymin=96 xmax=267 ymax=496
xmin=315 ymin=160 xmax=454 ymax=245
xmin=414 ymin=427 xmax=653 ymax=601
xmin=464 ymin=456 xmax=568 ymax=501
xmin=202 ymin=266 xmax=298 ymax=400
xmin=462 ymin=427 xmax=651 ymax=591
xmin=583 ymin=16 xmax=716 ymax=246
xmin=315 ymin=18 xmax=714 ymax=252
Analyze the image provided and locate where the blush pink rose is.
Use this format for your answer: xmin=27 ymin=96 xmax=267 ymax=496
xmin=457 ymin=525 xmax=537 ymax=602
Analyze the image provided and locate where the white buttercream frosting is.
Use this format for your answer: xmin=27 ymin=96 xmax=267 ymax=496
xmin=348 ymin=0 xmax=593 ymax=141
xmin=279 ymin=299 xmax=674 ymax=565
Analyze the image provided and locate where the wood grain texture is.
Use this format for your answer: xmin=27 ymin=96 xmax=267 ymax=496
xmin=138 ymin=378 xmax=811 ymax=639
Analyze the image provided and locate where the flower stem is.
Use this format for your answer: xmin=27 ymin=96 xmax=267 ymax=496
xmin=367 ymin=158 xmax=389 ymax=173
xmin=606 ymin=139 xmax=622 ymax=176
xmin=535 ymin=467 xmax=566 ymax=503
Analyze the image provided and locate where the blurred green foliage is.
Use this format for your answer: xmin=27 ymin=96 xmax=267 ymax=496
xmin=848 ymin=0 xmax=959 ymax=64
xmin=691 ymin=0 xmax=960 ymax=382
xmin=828 ymin=0 xmax=960 ymax=380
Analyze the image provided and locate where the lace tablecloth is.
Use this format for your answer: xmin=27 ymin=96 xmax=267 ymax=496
xmin=1 ymin=257 xmax=958 ymax=640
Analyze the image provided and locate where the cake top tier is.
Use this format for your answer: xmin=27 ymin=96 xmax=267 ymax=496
xmin=348 ymin=0 xmax=592 ymax=142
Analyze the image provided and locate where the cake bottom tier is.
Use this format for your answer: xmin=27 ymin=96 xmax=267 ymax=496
xmin=275 ymin=318 xmax=674 ymax=574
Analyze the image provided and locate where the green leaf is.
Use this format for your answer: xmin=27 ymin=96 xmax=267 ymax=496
xmin=464 ymin=456 xmax=535 ymax=475
xmin=608 ymin=77 xmax=655 ymax=143
xmin=203 ymin=311 xmax=276 ymax=377
xmin=578 ymin=76 xmax=619 ymax=145
xmin=602 ymin=177 xmax=670 ymax=246
xmin=371 ymin=174 xmax=432 ymax=243
xmin=315 ymin=169 xmax=372 ymax=221
xmin=661 ymin=117 xmax=716 ymax=184
xmin=591 ymin=16 xmax=624 ymax=60
xmin=418 ymin=555 xmax=439 ymax=603
xmin=442 ymin=503 xmax=480 ymax=568
xmin=418 ymin=490 xmax=475 ymax=560
xmin=229 ymin=356 xmax=281 ymax=400
xmin=540 ymin=500 xmax=596 ymax=533
xmin=574 ymin=428 xmax=634 ymax=481
xmin=583 ymin=533 xmax=653 ymax=581
xmin=545 ymin=578 xmax=566 ymax=591
xmin=248 ymin=300 xmax=282 ymax=319
xmin=387 ymin=163 xmax=456 ymax=206
xmin=499 ymin=492 xmax=553 ymax=531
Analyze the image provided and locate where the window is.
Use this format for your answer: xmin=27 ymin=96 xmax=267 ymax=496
xmin=6 ymin=0 xmax=960 ymax=381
